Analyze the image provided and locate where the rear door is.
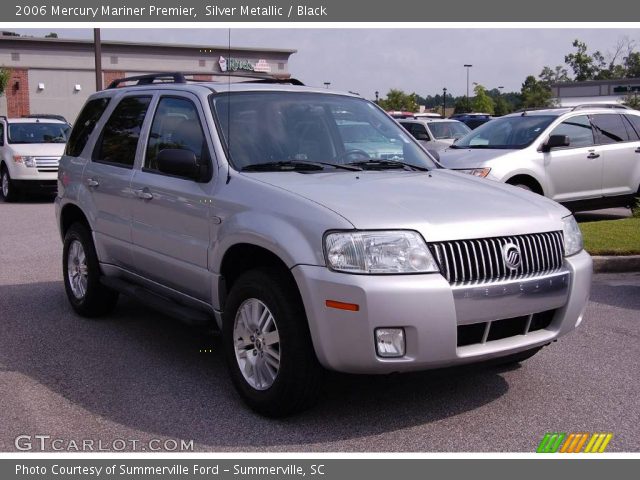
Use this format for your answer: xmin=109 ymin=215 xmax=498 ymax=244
xmin=543 ymin=114 xmax=601 ymax=202
xmin=592 ymin=113 xmax=639 ymax=197
xmin=83 ymin=94 xmax=152 ymax=270
xmin=129 ymin=93 xmax=214 ymax=302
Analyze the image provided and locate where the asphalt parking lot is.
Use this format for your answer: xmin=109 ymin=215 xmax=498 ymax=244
xmin=0 ymin=200 xmax=638 ymax=452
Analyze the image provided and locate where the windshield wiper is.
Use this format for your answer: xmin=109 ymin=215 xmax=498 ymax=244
xmin=346 ymin=159 xmax=429 ymax=171
xmin=241 ymin=161 xmax=325 ymax=172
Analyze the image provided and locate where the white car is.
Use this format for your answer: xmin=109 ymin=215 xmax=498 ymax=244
xmin=0 ymin=116 xmax=70 ymax=201
xmin=399 ymin=118 xmax=472 ymax=152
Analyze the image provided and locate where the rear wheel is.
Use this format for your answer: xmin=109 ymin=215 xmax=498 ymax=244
xmin=63 ymin=222 xmax=119 ymax=317
xmin=0 ymin=165 xmax=18 ymax=202
xmin=223 ymin=268 xmax=323 ymax=417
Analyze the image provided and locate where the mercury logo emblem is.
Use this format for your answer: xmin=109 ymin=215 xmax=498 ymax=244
xmin=502 ymin=243 xmax=522 ymax=270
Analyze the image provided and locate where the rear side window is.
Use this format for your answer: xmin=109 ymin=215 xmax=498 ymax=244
xmin=93 ymin=96 xmax=151 ymax=168
xmin=623 ymin=114 xmax=640 ymax=140
xmin=549 ymin=115 xmax=594 ymax=148
xmin=0 ymin=123 xmax=4 ymax=146
xmin=66 ymin=97 xmax=110 ymax=157
xmin=591 ymin=114 xmax=629 ymax=144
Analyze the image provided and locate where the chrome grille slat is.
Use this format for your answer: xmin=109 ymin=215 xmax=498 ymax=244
xmin=34 ymin=157 xmax=60 ymax=173
xmin=430 ymin=231 xmax=564 ymax=285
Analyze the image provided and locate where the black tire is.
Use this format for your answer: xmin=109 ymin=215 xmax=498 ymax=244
xmin=0 ymin=165 xmax=18 ymax=202
xmin=62 ymin=222 xmax=119 ymax=317
xmin=492 ymin=346 xmax=542 ymax=367
xmin=222 ymin=267 xmax=323 ymax=417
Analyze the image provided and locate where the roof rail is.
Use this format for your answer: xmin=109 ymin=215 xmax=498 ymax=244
xmin=571 ymin=103 xmax=630 ymax=111
xmin=107 ymin=72 xmax=187 ymax=89
xmin=106 ymin=71 xmax=305 ymax=90
xmin=515 ymin=106 xmax=566 ymax=115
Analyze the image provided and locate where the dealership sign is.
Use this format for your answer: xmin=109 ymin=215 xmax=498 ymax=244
xmin=218 ymin=56 xmax=271 ymax=73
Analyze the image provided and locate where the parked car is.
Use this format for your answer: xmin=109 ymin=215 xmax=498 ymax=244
xmin=450 ymin=113 xmax=493 ymax=129
xmin=0 ymin=116 xmax=70 ymax=201
xmin=56 ymin=73 xmax=592 ymax=417
xmin=399 ymin=118 xmax=471 ymax=152
xmin=414 ymin=112 xmax=443 ymax=119
xmin=438 ymin=105 xmax=640 ymax=211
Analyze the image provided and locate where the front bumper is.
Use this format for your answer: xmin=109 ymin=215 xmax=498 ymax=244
xmin=292 ymin=249 xmax=592 ymax=374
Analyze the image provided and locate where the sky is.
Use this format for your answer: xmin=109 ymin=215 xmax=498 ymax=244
xmin=11 ymin=27 xmax=640 ymax=99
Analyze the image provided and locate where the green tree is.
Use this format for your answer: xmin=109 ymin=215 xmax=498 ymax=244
xmin=520 ymin=75 xmax=554 ymax=108
xmin=539 ymin=65 xmax=571 ymax=86
xmin=623 ymin=91 xmax=640 ymax=110
xmin=0 ymin=68 xmax=10 ymax=97
xmin=453 ymin=97 xmax=468 ymax=114
xmin=377 ymin=89 xmax=418 ymax=112
xmin=493 ymin=96 xmax=512 ymax=116
xmin=471 ymin=84 xmax=495 ymax=114
xmin=565 ymin=39 xmax=599 ymax=81
xmin=625 ymin=52 xmax=640 ymax=78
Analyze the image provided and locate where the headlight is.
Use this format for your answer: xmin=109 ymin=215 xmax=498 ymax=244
xmin=13 ymin=155 xmax=37 ymax=168
xmin=324 ymin=230 xmax=439 ymax=274
xmin=562 ymin=215 xmax=583 ymax=256
xmin=456 ymin=167 xmax=491 ymax=178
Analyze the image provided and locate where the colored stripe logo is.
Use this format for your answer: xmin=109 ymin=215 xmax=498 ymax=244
xmin=537 ymin=432 xmax=613 ymax=453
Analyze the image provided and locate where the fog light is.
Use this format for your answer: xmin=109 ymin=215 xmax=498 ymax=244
xmin=375 ymin=328 xmax=405 ymax=358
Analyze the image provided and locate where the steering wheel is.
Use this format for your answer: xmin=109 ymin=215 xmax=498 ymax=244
xmin=333 ymin=149 xmax=371 ymax=162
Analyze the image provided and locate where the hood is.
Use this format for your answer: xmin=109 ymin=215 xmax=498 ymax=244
xmin=437 ymin=147 xmax=517 ymax=169
xmin=418 ymin=139 xmax=451 ymax=152
xmin=7 ymin=143 xmax=66 ymax=157
xmin=242 ymin=169 xmax=569 ymax=242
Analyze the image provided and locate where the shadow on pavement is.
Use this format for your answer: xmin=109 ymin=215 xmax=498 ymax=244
xmin=0 ymin=280 xmax=510 ymax=450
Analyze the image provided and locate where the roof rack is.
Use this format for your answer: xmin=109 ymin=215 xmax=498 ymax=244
xmin=23 ymin=114 xmax=69 ymax=123
xmin=571 ymin=103 xmax=630 ymax=111
xmin=106 ymin=71 xmax=304 ymax=89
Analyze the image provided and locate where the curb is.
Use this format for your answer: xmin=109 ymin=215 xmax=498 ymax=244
xmin=591 ymin=255 xmax=640 ymax=273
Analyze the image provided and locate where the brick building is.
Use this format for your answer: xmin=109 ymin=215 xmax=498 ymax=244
xmin=0 ymin=35 xmax=296 ymax=122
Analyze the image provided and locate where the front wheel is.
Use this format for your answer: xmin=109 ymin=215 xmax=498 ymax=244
xmin=0 ymin=166 xmax=18 ymax=202
xmin=63 ymin=222 xmax=119 ymax=317
xmin=223 ymin=268 xmax=323 ymax=417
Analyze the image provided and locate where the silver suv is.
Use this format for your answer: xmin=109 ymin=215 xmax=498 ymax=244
xmin=55 ymin=73 xmax=592 ymax=416
xmin=438 ymin=105 xmax=640 ymax=211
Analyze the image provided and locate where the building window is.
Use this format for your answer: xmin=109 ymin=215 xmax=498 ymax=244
xmin=11 ymin=52 xmax=20 ymax=61
xmin=110 ymin=56 xmax=118 ymax=65
xmin=199 ymin=59 xmax=206 ymax=67
xmin=278 ymin=62 xmax=285 ymax=71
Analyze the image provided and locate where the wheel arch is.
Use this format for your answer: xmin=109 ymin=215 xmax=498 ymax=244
xmin=505 ymin=173 xmax=545 ymax=195
xmin=59 ymin=203 xmax=91 ymax=240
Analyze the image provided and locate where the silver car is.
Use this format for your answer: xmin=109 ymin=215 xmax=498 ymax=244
xmin=399 ymin=118 xmax=471 ymax=152
xmin=438 ymin=105 xmax=640 ymax=211
xmin=55 ymin=73 xmax=592 ymax=416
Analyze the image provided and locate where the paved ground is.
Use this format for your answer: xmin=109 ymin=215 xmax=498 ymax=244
xmin=0 ymin=200 xmax=638 ymax=452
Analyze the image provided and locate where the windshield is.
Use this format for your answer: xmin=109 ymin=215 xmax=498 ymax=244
xmin=453 ymin=115 xmax=555 ymax=149
xmin=211 ymin=92 xmax=436 ymax=170
xmin=8 ymin=122 xmax=70 ymax=144
xmin=427 ymin=121 xmax=471 ymax=140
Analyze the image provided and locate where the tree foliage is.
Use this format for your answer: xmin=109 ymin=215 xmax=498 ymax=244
xmin=520 ymin=75 xmax=554 ymax=108
xmin=377 ymin=89 xmax=419 ymax=112
xmin=471 ymin=84 xmax=495 ymax=114
xmin=0 ymin=68 xmax=10 ymax=97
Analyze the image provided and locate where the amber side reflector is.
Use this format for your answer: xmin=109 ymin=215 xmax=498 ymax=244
xmin=325 ymin=300 xmax=360 ymax=311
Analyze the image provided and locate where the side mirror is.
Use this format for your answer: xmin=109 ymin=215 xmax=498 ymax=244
xmin=542 ymin=134 xmax=570 ymax=152
xmin=157 ymin=149 xmax=199 ymax=179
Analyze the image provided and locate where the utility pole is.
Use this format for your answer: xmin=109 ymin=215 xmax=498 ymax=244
xmin=443 ymin=87 xmax=447 ymax=117
xmin=94 ymin=28 xmax=102 ymax=91
xmin=464 ymin=64 xmax=473 ymax=112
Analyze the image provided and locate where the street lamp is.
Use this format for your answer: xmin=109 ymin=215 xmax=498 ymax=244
xmin=464 ymin=64 xmax=473 ymax=112
xmin=323 ymin=82 xmax=331 ymax=89
xmin=442 ymin=87 xmax=447 ymax=117
xmin=375 ymin=90 xmax=379 ymax=104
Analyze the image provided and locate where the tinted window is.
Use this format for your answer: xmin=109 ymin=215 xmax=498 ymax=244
xmin=8 ymin=122 xmax=70 ymax=144
xmin=66 ymin=97 xmax=110 ymax=157
xmin=623 ymin=114 xmax=640 ymax=140
xmin=0 ymin=123 xmax=3 ymax=146
xmin=145 ymin=97 xmax=209 ymax=173
xmin=591 ymin=114 xmax=629 ymax=144
xmin=548 ymin=115 xmax=594 ymax=148
xmin=94 ymin=96 xmax=151 ymax=167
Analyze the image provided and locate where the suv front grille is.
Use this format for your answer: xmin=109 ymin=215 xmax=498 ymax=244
xmin=429 ymin=231 xmax=564 ymax=284
xmin=457 ymin=310 xmax=555 ymax=347
xmin=34 ymin=157 xmax=60 ymax=173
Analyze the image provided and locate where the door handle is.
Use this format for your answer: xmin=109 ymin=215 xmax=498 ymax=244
xmin=86 ymin=178 xmax=99 ymax=188
xmin=134 ymin=188 xmax=154 ymax=200
xmin=586 ymin=152 xmax=600 ymax=159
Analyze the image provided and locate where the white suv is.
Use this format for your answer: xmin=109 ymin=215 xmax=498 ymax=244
xmin=0 ymin=116 xmax=70 ymax=201
xmin=438 ymin=105 xmax=640 ymax=211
